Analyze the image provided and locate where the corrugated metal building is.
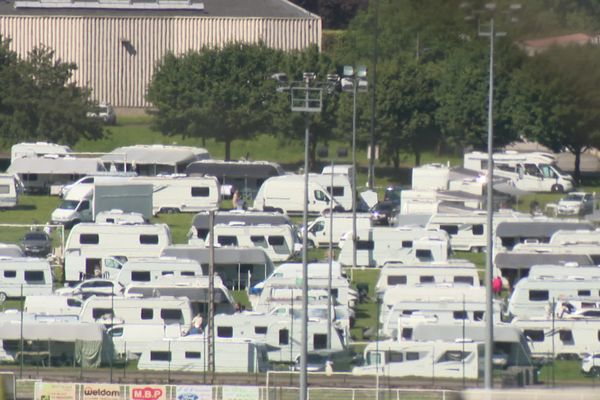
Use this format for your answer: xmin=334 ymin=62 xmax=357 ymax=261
xmin=0 ymin=0 xmax=321 ymax=107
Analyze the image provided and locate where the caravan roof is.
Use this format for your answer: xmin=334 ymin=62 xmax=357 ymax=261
xmin=186 ymin=159 xmax=285 ymax=178
xmin=496 ymin=220 xmax=593 ymax=238
xmin=102 ymin=145 xmax=210 ymax=166
xmin=191 ymin=210 xmax=293 ymax=230
xmin=161 ymin=245 xmax=273 ymax=266
xmin=7 ymin=156 xmax=106 ymax=175
xmin=494 ymin=252 xmax=593 ymax=271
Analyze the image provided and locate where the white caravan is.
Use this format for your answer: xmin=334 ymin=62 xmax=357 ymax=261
xmin=10 ymin=141 xmax=71 ymax=162
xmin=305 ymin=212 xmax=372 ymax=248
xmin=253 ymin=175 xmax=339 ymax=215
xmin=136 ymin=336 xmax=268 ymax=373
xmin=353 ymin=340 xmax=484 ymax=379
xmin=337 ymin=226 xmax=450 ymax=267
xmin=322 ymin=164 xmax=354 ymax=178
xmin=0 ymin=174 xmax=21 ymax=208
xmin=376 ymin=260 xmax=479 ymax=296
xmin=64 ymin=223 xmax=172 ymax=283
xmin=95 ymin=210 xmax=147 ymax=224
xmin=79 ymin=295 xmax=193 ymax=332
xmin=550 ymin=229 xmax=600 ymax=245
xmin=213 ymin=312 xmax=346 ymax=363
xmin=513 ymin=318 xmax=600 ymax=359
xmin=130 ymin=175 xmax=220 ymax=214
xmin=0 ymin=244 xmax=24 ymax=258
xmin=411 ymin=163 xmax=450 ymax=190
xmin=115 ymin=257 xmax=203 ymax=286
xmin=107 ymin=323 xmax=182 ymax=357
xmin=463 ymin=151 xmax=574 ymax=193
xmin=0 ymin=257 xmax=53 ymax=301
xmin=250 ymin=261 xmax=345 ymax=295
xmin=512 ymin=242 xmax=600 ymax=265
xmin=399 ymin=190 xmax=482 ymax=215
xmin=24 ymin=295 xmax=83 ymax=315
xmin=205 ymin=223 xmax=300 ymax=263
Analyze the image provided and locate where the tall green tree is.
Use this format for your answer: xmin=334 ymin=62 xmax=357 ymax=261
xmin=147 ymin=43 xmax=283 ymax=160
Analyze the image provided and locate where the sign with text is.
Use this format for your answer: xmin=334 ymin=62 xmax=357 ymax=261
xmin=129 ymin=386 xmax=166 ymax=400
xmin=222 ymin=386 xmax=258 ymax=400
xmin=35 ymin=383 xmax=76 ymax=400
xmin=175 ymin=385 xmax=212 ymax=400
xmin=82 ymin=384 xmax=123 ymax=400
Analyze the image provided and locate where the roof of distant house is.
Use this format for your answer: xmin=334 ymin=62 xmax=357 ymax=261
xmin=519 ymin=33 xmax=596 ymax=55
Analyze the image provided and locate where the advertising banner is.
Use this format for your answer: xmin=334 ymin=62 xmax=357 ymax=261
xmin=129 ymin=386 xmax=166 ymax=400
xmin=222 ymin=386 xmax=258 ymax=400
xmin=81 ymin=384 xmax=123 ymax=400
xmin=175 ymin=385 xmax=212 ymax=400
xmin=35 ymin=383 xmax=77 ymax=400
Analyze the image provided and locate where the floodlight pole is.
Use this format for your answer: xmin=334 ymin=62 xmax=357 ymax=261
xmin=327 ymin=159 xmax=334 ymax=350
xmin=300 ymin=77 xmax=310 ymax=400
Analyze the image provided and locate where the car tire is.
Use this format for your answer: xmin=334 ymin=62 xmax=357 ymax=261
xmin=551 ymin=184 xmax=564 ymax=193
xmin=591 ymin=367 xmax=600 ymax=377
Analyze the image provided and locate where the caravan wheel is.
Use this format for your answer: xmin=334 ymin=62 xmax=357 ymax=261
xmin=0 ymin=292 xmax=6 ymax=303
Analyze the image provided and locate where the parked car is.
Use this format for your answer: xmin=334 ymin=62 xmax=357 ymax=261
xmin=19 ymin=231 xmax=52 ymax=257
xmin=55 ymin=278 xmax=124 ymax=299
xmin=369 ymin=201 xmax=398 ymax=226
xmin=557 ymin=192 xmax=595 ymax=216
xmin=582 ymin=353 xmax=600 ymax=376
xmin=87 ymin=103 xmax=116 ymax=125
xmin=291 ymin=353 xmax=330 ymax=372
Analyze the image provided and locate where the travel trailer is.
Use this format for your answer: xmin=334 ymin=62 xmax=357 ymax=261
xmin=205 ymin=223 xmax=301 ymax=263
xmin=115 ymin=257 xmax=204 ymax=286
xmin=250 ymin=261 xmax=345 ymax=295
xmin=101 ymin=144 xmax=210 ymax=175
xmin=79 ymin=296 xmax=193 ymax=332
xmin=550 ymin=229 xmax=600 ymax=245
xmin=253 ymin=175 xmax=340 ymax=215
xmin=399 ymin=190 xmax=482 ymax=215
xmin=304 ymin=212 xmax=372 ymax=248
xmin=187 ymin=210 xmax=295 ymax=245
xmin=24 ymin=295 xmax=83 ymax=315
xmin=160 ymin=245 xmax=274 ymax=290
xmin=185 ymin=159 xmax=285 ymax=200
xmin=130 ymin=175 xmax=220 ymax=214
xmin=0 ymin=257 xmax=53 ymax=301
xmin=10 ymin=142 xmax=71 ymax=162
xmin=337 ymin=226 xmax=450 ymax=267
xmin=375 ymin=260 xmax=480 ymax=296
xmin=0 ymin=244 xmax=24 ymax=258
xmin=353 ymin=340 xmax=484 ymax=379
xmin=0 ymin=174 xmax=21 ymax=208
xmin=494 ymin=220 xmax=593 ymax=252
xmin=463 ymin=151 xmax=574 ymax=193
xmin=63 ymin=223 xmax=172 ymax=283
xmin=123 ymin=275 xmax=235 ymax=316
xmin=7 ymin=156 xmax=107 ymax=194
xmin=136 ymin=336 xmax=268 ymax=373
xmin=411 ymin=163 xmax=450 ymax=190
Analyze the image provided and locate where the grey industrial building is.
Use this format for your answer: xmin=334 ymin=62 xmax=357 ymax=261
xmin=0 ymin=0 xmax=321 ymax=107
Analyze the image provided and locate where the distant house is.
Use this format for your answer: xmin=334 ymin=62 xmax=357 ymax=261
xmin=518 ymin=33 xmax=600 ymax=56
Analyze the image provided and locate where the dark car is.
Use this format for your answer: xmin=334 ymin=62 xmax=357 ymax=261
xmin=19 ymin=231 xmax=52 ymax=257
xmin=370 ymin=201 xmax=398 ymax=226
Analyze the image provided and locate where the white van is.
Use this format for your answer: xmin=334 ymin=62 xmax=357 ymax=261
xmin=309 ymin=173 xmax=353 ymax=211
xmin=305 ymin=212 xmax=372 ymax=248
xmin=0 ymin=257 xmax=53 ymax=301
xmin=337 ymin=226 xmax=450 ymax=267
xmin=24 ymin=295 xmax=83 ymax=315
xmin=253 ymin=175 xmax=339 ymax=215
xmin=205 ymin=223 xmax=301 ymax=263
xmin=64 ymin=223 xmax=172 ymax=283
xmin=116 ymin=257 xmax=203 ymax=286
xmin=107 ymin=323 xmax=183 ymax=357
xmin=0 ymin=174 xmax=21 ymax=208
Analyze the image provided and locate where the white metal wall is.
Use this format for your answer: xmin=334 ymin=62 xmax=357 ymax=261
xmin=0 ymin=16 xmax=322 ymax=107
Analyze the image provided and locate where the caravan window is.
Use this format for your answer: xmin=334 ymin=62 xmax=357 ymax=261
xmin=141 ymin=309 xmax=154 ymax=320
xmin=524 ymin=330 xmax=544 ymax=342
xmin=140 ymin=235 xmax=159 ymax=245
xmin=440 ymin=225 xmax=458 ymax=235
xmin=472 ymin=225 xmax=484 ymax=235
xmin=255 ymin=326 xmax=267 ymax=335
xmin=559 ymin=330 xmax=574 ymax=342
xmin=181 ymin=271 xmax=196 ymax=276
xmin=22 ymin=174 xmax=38 ymax=181
xmin=402 ymin=241 xmax=413 ymax=248
xmin=161 ymin=309 xmax=183 ymax=322
xmin=185 ymin=351 xmax=201 ymax=359
xmin=326 ymin=186 xmax=344 ymax=197
xmin=454 ymin=276 xmax=474 ymax=285
xmin=314 ymin=190 xmax=328 ymax=202
xmin=406 ymin=352 xmax=420 ymax=361
xmin=80 ymin=234 xmax=99 ymax=245
xmin=529 ymin=290 xmax=549 ymax=301
xmin=367 ymin=352 xmax=382 ymax=366
xmin=24 ymin=270 xmax=45 ymax=283
xmin=0 ymin=185 xmax=10 ymax=194
xmin=268 ymin=236 xmax=289 ymax=255
xmin=416 ymin=250 xmax=433 ymax=261
xmin=388 ymin=276 xmax=407 ymax=285
xmin=313 ymin=334 xmax=327 ymax=350
xmin=419 ymin=276 xmax=434 ymax=283
xmin=217 ymin=326 xmax=233 ymax=338
xmin=438 ymin=351 xmax=471 ymax=362
xmin=131 ymin=271 xmax=151 ymax=282
xmin=474 ymin=311 xmax=484 ymax=321
xmin=3 ymin=270 xmax=16 ymax=278
xmin=217 ymin=236 xmax=238 ymax=246
xmin=250 ymin=236 xmax=268 ymax=248
xmin=453 ymin=311 xmax=468 ymax=320
xmin=388 ymin=352 xmax=403 ymax=363
xmin=401 ymin=328 xmax=413 ymax=340
xmin=357 ymin=240 xmax=374 ymax=250
xmin=191 ymin=187 xmax=210 ymax=197
xmin=578 ymin=290 xmax=591 ymax=297
xmin=150 ymin=351 xmax=171 ymax=362
xmin=279 ymin=329 xmax=289 ymax=345
xmin=92 ymin=308 xmax=113 ymax=319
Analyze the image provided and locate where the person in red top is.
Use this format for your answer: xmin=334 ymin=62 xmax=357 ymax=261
xmin=492 ymin=276 xmax=503 ymax=296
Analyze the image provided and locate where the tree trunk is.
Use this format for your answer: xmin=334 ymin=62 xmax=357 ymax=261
xmin=574 ymin=148 xmax=582 ymax=185
xmin=414 ymin=148 xmax=421 ymax=167
xmin=393 ymin=148 xmax=400 ymax=169
xmin=224 ymin=140 xmax=231 ymax=161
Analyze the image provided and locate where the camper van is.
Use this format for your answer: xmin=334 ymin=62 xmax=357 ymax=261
xmin=79 ymin=296 xmax=193 ymax=331
xmin=353 ymin=340 xmax=484 ymax=379
xmin=107 ymin=323 xmax=182 ymax=357
xmin=253 ymin=175 xmax=339 ymax=215
xmin=130 ymin=175 xmax=220 ymax=214
xmin=375 ymin=260 xmax=480 ymax=296
xmin=305 ymin=212 xmax=372 ymax=248
xmin=63 ymin=223 xmax=172 ymax=283
xmin=0 ymin=258 xmax=53 ymax=301
xmin=136 ymin=336 xmax=268 ymax=373
xmin=337 ymin=226 xmax=450 ymax=267
xmin=0 ymin=174 xmax=21 ymax=208
xmin=116 ymin=257 xmax=203 ymax=286
xmin=463 ymin=151 xmax=574 ymax=193
xmin=205 ymin=223 xmax=301 ymax=263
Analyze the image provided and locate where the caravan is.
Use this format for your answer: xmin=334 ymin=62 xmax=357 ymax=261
xmin=0 ymin=174 xmax=21 ymax=208
xmin=115 ymin=257 xmax=203 ymax=286
xmin=0 ymin=258 xmax=53 ymax=301
xmin=305 ymin=212 xmax=372 ymax=248
xmin=494 ymin=220 xmax=593 ymax=252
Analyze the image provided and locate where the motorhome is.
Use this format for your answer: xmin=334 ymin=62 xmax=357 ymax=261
xmin=250 ymin=261 xmax=345 ymax=295
xmin=10 ymin=142 xmax=71 ymax=162
xmin=375 ymin=260 xmax=480 ymax=296
xmin=63 ymin=223 xmax=172 ymax=283
xmin=253 ymin=175 xmax=339 ymax=215
xmin=130 ymin=175 xmax=220 ymax=214
xmin=123 ymin=275 xmax=235 ymax=316
xmin=7 ymin=156 xmax=107 ymax=194
xmin=352 ymin=340 xmax=484 ymax=379
xmin=101 ymin=144 xmax=210 ymax=175
xmin=161 ymin=245 xmax=274 ymax=290
xmin=23 ymin=295 xmax=83 ymax=315
xmin=0 ymin=257 xmax=53 ymax=301
xmin=79 ymin=296 xmax=193 ymax=332
xmin=115 ymin=257 xmax=204 ymax=286
xmin=425 ymin=210 xmax=531 ymax=252
xmin=204 ymin=223 xmax=300 ymax=263
xmin=336 ymin=226 xmax=450 ymax=267
xmin=0 ymin=174 xmax=21 ymax=208
xmin=213 ymin=312 xmax=347 ymax=363
xmin=513 ymin=318 xmax=600 ymax=359
xmin=187 ymin=210 xmax=295 ymax=245
xmin=304 ymin=212 xmax=372 ymax=248
xmin=463 ymin=151 xmax=574 ymax=193
xmin=136 ymin=336 xmax=268 ymax=373
xmin=185 ymin=159 xmax=285 ymax=200
xmin=494 ymin=220 xmax=593 ymax=252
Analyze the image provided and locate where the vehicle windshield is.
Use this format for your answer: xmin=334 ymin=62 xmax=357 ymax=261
xmin=563 ymin=194 xmax=584 ymax=201
xmin=24 ymin=232 xmax=48 ymax=241
xmin=551 ymin=163 xmax=568 ymax=176
xmin=59 ymin=200 xmax=79 ymax=210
